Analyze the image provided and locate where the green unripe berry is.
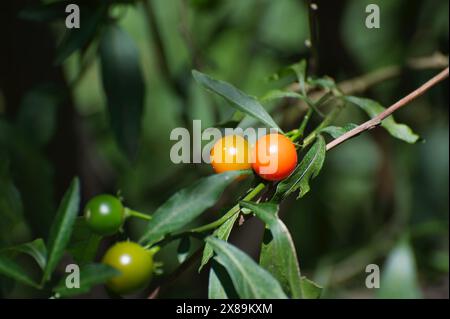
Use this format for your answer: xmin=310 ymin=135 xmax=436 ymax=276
xmin=84 ymin=194 xmax=124 ymax=236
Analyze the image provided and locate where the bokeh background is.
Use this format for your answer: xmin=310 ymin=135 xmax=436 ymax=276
xmin=0 ymin=0 xmax=448 ymax=298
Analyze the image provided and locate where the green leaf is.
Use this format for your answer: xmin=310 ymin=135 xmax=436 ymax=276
xmin=208 ymin=266 xmax=228 ymax=299
xmin=261 ymin=90 xmax=308 ymax=103
xmin=289 ymin=60 xmax=307 ymax=94
xmin=192 ymin=70 xmax=281 ymax=131
xmin=43 ymin=178 xmax=80 ymax=282
xmin=139 ymin=171 xmax=251 ymax=245
xmin=67 ymin=218 xmax=102 ymax=265
xmin=53 ymin=263 xmax=119 ymax=298
xmin=0 ymin=255 xmax=40 ymax=289
xmin=199 ymin=211 xmax=240 ymax=271
xmin=266 ymin=60 xmax=307 ymax=87
xmin=1 ymin=239 xmax=47 ymax=270
xmin=300 ymin=276 xmax=322 ymax=299
xmin=55 ymin=6 xmax=105 ymax=64
xmin=100 ymin=24 xmax=146 ymax=159
xmin=377 ymin=240 xmax=422 ymax=299
xmin=345 ymin=96 xmax=420 ymax=143
xmin=206 ymin=237 xmax=288 ymax=299
xmin=208 ymin=261 xmax=238 ymax=299
xmin=307 ymin=76 xmax=337 ymax=90
xmin=177 ymin=237 xmax=191 ymax=264
xmin=240 ymin=201 xmax=302 ymax=298
xmin=273 ymin=135 xmax=326 ymax=201
xmin=321 ymin=123 xmax=358 ymax=139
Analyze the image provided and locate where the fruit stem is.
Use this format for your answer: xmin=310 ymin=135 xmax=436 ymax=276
xmin=124 ymin=207 xmax=152 ymax=221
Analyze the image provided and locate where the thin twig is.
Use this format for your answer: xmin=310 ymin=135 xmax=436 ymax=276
xmin=337 ymin=52 xmax=449 ymax=94
xmin=326 ymin=67 xmax=449 ymax=151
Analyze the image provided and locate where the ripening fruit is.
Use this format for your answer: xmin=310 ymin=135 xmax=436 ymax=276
xmin=102 ymin=242 xmax=155 ymax=295
xmin=210 ymin=135 xmax=252 ymax=173
xmin=252 ymin=133 xmax=298 ymax=181
xmin=84 ymin=194 xmax=124 ymax=236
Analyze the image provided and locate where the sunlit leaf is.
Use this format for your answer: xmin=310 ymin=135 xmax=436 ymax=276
xmin=1 ymin=239 xmax=47 ymax=270
xmin=192 ymin=70 xmax=281 ymax=131
xmin=345 ymin=96 xmax=419 ymax=143
xmin=300 ymin=276 xmax=322 ymax=299
xmin=273 ymin=135 xmax=326 ymax=200
xmin=240 ymin=201 xmax=302 ymax=298
xmin=208 ymin=261 xmax=238 ymax=299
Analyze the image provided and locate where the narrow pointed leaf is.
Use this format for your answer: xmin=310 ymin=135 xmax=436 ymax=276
xmin=240 ymin=201 xmax=302 ymax=298
xmin=345 ymin=96 xmax=419 ymax=143
xmin=139 ymin=171 xmax=251 ymax=245
xmin=289 ymin=60 xmax=307 ymax=94
xmin=206 ymin=237 xmax=287 ymax=299
xmin=1 ymin=238 xmax=47 ymax=270
xmin=43 ymin=178 xmax=80 ymax=282
xmin=0 ymin=255 xmax=40 ymax=289
xmin=192 ymin=70 xmax=281 ymax=131
xmin=208 ymin=261 xmax=238 ymax=299
xmin=273 ymin=135 xmax=326 ymax=201
xmin=300 ymin=276 xmax=322 ymax=299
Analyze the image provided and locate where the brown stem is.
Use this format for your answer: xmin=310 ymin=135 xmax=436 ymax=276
xmin=326 ymin=67 xmax=449 ymax=151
